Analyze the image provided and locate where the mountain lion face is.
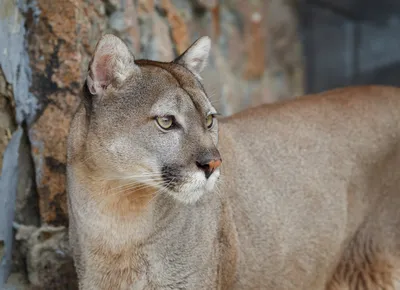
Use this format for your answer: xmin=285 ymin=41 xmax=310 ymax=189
xmin=81 ymin=34 xmax=221 ymax=204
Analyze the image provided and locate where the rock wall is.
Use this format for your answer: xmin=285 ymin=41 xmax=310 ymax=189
xmin=0 ymin=0 xmax=304 ymax=288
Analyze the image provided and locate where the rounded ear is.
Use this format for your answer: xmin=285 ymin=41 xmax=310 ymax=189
xmin=87 ymin=34 xmax=139 ymax=96
xmin=173 ymin=36 xmax=211 ymax=78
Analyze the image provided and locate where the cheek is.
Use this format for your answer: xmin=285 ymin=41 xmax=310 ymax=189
xmin=107 ymin=136 xmax=153 ymax=170
xmin=108 ymin=136 xmax=130 ymax=154
xmin=210 ymin=127 xmax=219 ymax=145
xmin=154 ymin=132 xmax=182 ymax=160
xmin=106 ymin=136 xmax=137 ymax=166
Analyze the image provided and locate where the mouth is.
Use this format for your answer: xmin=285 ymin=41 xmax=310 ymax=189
xmin=160 ymin=165 xmax=220 ymax=204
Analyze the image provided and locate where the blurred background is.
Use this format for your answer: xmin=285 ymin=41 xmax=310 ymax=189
xmin=0 ymin=0 xmax=399 ymax=289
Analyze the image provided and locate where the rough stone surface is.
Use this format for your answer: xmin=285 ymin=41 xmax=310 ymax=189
xmin=15 ymin=133 xmax=39 ymax=227
xmin=160 ymin=0 xmax=190 ymax=55
xmin=27 ymin=0 xmax=105 ymax=226
xmin=0 ymin=0 xmax=39 ymax=125
xmin=0 ymin=69 xmax=16 ymax=173
xmin=3 ymin=272 xmax=31 ymax=290
xmin=0 ymin=0 xmax=41 ymax=286
xmin=0 ymin=52 xmax=39 ymax=232
xmin=0 ymin=128 xmax=22 ymax=287
xmin=14 ymin=224 xmax=77 ymax=289
xmin=0 ymin=0 xmax=304 ymax=288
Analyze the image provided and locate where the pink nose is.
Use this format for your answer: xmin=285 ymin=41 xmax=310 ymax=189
xmin=208 ymin=159 xmax=222 ymax=171
xmin=196 ymin=158 xmax=222 ymax=179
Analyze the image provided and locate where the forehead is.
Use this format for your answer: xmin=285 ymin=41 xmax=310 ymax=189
xmin=134 ymin=60 xmax=212 ymax=115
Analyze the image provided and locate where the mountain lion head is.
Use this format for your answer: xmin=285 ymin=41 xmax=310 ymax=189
xmin=80 ymin=34 xmax=221 ymax=204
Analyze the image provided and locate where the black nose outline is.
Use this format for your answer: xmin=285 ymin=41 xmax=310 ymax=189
xmin=196 ymin=150 xmax=222 ymax=179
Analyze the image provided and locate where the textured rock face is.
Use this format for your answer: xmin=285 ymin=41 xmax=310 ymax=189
xmin=27 ymin=0 xmax=105 ymax=226
xmin=0 ymin=69 xmax=16 ymax=173
xmin=0 ymin=0 xmax=303 ymax=288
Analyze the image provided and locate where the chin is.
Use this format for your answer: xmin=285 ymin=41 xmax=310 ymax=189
xmin=168 ymin=170 xmax=220 ymax=204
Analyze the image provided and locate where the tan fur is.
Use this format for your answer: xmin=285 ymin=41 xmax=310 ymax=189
xmin=218 ymin=86 xmax=400 ymax=289
xmin=67 ymin=35 xmax=400 ymax=289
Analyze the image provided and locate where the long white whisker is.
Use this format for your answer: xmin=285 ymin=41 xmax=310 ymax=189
xmin=109 ymin=183 xmax=163 ymax=196
xmin=110 ymin=178 xmax=164 ymax=191
xmin=97 ymin=173 xmax=162 ymax=181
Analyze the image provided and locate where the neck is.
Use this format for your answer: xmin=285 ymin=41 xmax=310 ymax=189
xmin=75 ymin=190 xmax=228 ymax=290
xmin=69 ymin=167 xmax=235 ymax=289
xmin=71 ymin=172 xmax=181 ymax=245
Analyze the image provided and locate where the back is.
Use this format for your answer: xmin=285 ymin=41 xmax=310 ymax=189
xmin=219 ymin=85 xmax=400 ymax=289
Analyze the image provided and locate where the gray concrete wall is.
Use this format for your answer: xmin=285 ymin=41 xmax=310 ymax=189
xmin=301 ymin=1 xmax=400 ymax=93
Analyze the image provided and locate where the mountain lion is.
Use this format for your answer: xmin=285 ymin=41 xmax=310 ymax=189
xmin=67 ymin=34 xmax=400 ymax=289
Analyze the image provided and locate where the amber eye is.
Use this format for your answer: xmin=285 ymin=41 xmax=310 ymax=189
xmin=206 ymin=114 xmax=214 ymax=129
xmin=156 ymin=116 xmax=174 ymax=130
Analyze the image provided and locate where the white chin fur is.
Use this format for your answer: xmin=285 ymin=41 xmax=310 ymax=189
xmin=169 ymin=170 xmax=220 ymax=204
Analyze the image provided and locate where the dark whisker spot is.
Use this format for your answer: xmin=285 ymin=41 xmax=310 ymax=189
xmin=161 ymin=165 xmax=181 ymax=190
